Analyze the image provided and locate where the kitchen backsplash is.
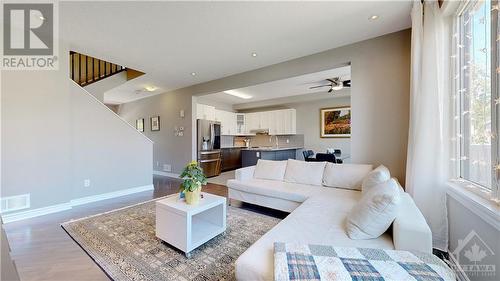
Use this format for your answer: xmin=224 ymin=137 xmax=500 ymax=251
xmin=221 ymin=136 xmax=235 ymax=147
xmin=224 ymin=134 xmax=304 ymax=148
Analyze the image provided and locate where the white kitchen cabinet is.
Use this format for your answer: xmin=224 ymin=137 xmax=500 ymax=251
xmin=197 ymin=105 xmax=296 ymax=135
xmin=245 ymin=112 xmax=260 ymax=133
xmin=236 ymin=114 xmax=246 ymax=134
xmin=271 ymin=109 xmax=296 ymax=135
xmin=259 ymin=111 xmax=271 ymax=132
xmin=214 ymin=109 xmax=223 ymax=122
xmin=196 ymin=104 xmax=216 ymax=121
xmin=281 ymin=109 xmax=296 ymax=135
xmin=216 ymin=110 xmax=237 ymax=135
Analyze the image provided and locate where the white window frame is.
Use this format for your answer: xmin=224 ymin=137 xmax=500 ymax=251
xmin=452 ymin=0 xmax=499 ymax=203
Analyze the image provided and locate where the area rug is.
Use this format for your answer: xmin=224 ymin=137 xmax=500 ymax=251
xmin=62 ymin=197 xmax=281 ymax=281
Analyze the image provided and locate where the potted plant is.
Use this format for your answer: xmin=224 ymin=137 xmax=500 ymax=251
xmin=179 ymin=161 xmax=207 ymax=205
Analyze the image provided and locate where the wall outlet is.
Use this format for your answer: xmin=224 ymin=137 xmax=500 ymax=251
xmin=163 ymin=164 xmax=172 ymax=172
xmin=286 ymin=139 xmax=290 ymax=143
xmin=156 ymin=161 xmax=160 ymax=167
xmin=84 ymin=179 xmax=91 ymax=187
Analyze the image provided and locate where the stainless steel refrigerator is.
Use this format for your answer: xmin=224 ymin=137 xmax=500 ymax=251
xmin=197 ymin=119 xmax=222 ymax=177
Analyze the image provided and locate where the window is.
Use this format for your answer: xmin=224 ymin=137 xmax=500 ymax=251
xmin=455 ymin=0 xmax=499 ymax=199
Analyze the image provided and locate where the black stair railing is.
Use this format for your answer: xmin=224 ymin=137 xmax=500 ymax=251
xmin=69 ymin=51 xmax=126 ymax=87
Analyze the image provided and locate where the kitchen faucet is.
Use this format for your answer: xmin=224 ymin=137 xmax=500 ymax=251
xmin=274 ymin=135 xmax=279 ymax=148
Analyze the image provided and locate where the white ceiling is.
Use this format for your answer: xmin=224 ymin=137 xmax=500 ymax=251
xmin=60 ymin=1 xmax=411 ymax=104
xmin=201 ymin=65 xmax=351 ymax=106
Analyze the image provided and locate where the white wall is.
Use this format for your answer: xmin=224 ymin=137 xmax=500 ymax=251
xmin=83 ymin=71 xmax=127 ymax=102
xmin=1 ymin=43 xmax=153 ymax=217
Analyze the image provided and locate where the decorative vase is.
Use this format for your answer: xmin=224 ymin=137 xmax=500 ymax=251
xmin=185 ymin=186 xmax=201 ymax=205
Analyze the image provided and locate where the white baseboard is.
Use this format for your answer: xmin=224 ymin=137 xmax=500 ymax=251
xmin=1 ymin=184 xmax=154 ymax=224
xmin=153 ymin=170 xmax=180 ymax=178
xmin=1 ymin=202 xmax=72 ymax=224
xmin=70 ymin=184 xmax=154 ymax=207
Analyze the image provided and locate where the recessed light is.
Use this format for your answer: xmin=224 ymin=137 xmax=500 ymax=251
xmin=251 ymin=52 xmax=258 ymax=57
xmin=144 ymin=86 xmax=156 ymax=92
xmin=369 ymin=15 xmax=379 ymax=20
xmin=191 ymin=72 xmax=196 ymax=76
xmin=39 ymin=16 xmax=45 ymax=21
xmin=224 ymin=90 xmax=252 ymax=99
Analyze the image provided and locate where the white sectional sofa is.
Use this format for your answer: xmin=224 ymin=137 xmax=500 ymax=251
xmin=226 ymin=160 xmax=432 ymax=281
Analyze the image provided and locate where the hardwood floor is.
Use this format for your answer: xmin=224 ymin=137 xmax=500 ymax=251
xmin=3 ymin=176 xmax=228 ymax=281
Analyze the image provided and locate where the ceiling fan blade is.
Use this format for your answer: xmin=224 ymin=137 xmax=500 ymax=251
xmin=328 ymin=88 xmax=333 ymax=93
xmin=326 ymin=78 xmax=335 ymax=83
xmin=309 ymin=85 xmax=331 ymax=89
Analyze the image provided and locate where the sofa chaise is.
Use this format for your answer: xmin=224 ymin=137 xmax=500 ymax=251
xmin=226 ymin=159 xmax=432 ymax=281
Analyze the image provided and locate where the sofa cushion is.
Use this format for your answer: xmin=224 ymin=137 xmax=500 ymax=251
xmin=253 ymin=159 xmax=287 ymax=181
xmin=235 ymin=190 xmax=394 ymax=281
xmin=284 ymin=159 xmax=326 ymax=186
xmin=346 ymin=178 xmax=401 ymax=239
xmin=228 ymin=179 xmax=320 ymax=202
xmin=322 ymin=163 xmax=373 ymax=190
xmin=361 ymin=165 xmax=390 ymax=194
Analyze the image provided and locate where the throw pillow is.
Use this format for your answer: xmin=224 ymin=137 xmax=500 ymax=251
xmin=361 ymin=165 xmax=390 ymax=194
xmin=284 ymin=159 xmax=326 ymax=186
xmin=346 ymin=178 xmax=401 ymax=239
xmin=253 ymin=159 xmax=288 ymax=181
xmin=322 ymin=163 xmax=373 ymax=190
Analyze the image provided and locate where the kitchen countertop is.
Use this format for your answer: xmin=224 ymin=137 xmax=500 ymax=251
xmin=220 ymin=146 xmax=247 ymax=149
xmin=241 ymin=146 xmax=303 ymax=151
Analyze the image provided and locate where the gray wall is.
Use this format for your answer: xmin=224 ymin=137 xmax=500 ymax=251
xmin=71 ymin=82 xmax=153 ymax=198
xmin=292 ymin=96 xmax=351 ymax=159
xmin=447 ymin=196 xmax=499 ymax=281
xmin=177 ymin=29 xmax=410 ymax=182
xmin=118 ymin=92 xmax=193 ymax=174
xmin=1 ymin=43 xmax=153 ymax=214
xmin=2 ymin=49 xmax=73 ymax=209
xmin=196 ymin=97 xmax=235 ymax=112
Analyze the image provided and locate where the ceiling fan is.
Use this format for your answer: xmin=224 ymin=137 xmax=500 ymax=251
xmin=309 ymin=78 xmax=351 ymax=93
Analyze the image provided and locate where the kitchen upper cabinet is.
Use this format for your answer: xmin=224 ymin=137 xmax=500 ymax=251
xmin=236 ymin=114 xmax=246 ymax=134
xmin=196 ymin=104 xmax=216 ymax=121
xmin=215 ymin=109 xmax=237 ymax=135
xmin=197 ymin=104 xmax=296 ymax=135
xmin=280 ymin=109 xmax=296 ymax=135
xmin=245 ymin=112 xmax=260 ymax=133
xmin=242 ymin=109 xmax=296 ymax=135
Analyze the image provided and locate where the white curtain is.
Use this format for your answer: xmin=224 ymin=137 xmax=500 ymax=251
xmin=406 ymin=0 xmax=452 ymax=251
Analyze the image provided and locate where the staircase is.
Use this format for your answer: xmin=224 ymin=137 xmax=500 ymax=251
xmin=69 ymin=51 xmax=144 ymax=87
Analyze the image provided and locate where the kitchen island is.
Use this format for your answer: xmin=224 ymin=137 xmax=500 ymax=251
xmin=241 ymin=147 xmax=302 ymax=167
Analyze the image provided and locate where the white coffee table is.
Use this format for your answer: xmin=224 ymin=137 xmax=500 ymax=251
xmin=155 ymin=192 xmax=226 ymax=257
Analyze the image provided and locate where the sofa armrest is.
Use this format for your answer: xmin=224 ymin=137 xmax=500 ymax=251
xmin=392 ymin=193 xmax=433 ymax=253
xmin=235 ymin=166 xmax=255 ymax=181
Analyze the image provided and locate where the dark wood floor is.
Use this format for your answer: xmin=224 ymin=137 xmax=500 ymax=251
xmin=3 ymin=176 xmax=229 ymax=281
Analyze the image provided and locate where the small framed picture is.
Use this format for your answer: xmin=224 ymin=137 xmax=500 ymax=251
xmin=151 ymin=116 xmax=160 ymax=131
xmin=320 ymin=106 xmax=351 ymax=138
xmin=136 ymin=118 xmax=144 ymax=132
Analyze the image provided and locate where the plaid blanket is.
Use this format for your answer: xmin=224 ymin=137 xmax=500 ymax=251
xmin=274 ymin=242 xmax=455 ymax=281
